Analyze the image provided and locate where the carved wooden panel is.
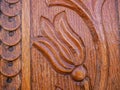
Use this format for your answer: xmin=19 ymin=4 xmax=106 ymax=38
xmin=31 ymin=0 xmax=120 ymax=90
xmin=0 ymin=0 xmax=120 ymax=90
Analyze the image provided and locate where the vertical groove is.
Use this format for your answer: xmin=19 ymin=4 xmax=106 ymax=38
xmin=115 ymin=0 xmax=120 ymax=30
xmin=22 ymin=0 xmax=31 ymax=90
xmin=115 ymin=0 xmax=120 ymax=72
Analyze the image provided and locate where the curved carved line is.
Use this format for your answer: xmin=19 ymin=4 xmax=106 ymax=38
xmin=53 ymin=11 xmax=85 ymax=65
xmin=46 ymin=0 xmax=99 ymax=42
xmin=93 ymin=0 xmax=109 ymax=90
xmin=53 ymin=13 xmax=84 ymax=65
xmin=40 ymin=16 xmax=75 ymax=65
xmin=40 ymin=13 xmax=85 ymax=65
xmin=38 ymin=37 xmax=75 ymax=65
xmin=38 ymin=37 xmax=74 ymax=69
xmin=46 ymin=0 xmax=94 ymax=20
xmin=33 ymin=42 xmax=73 ymax=74
xmin=5 ymin=0 xmax=19 ymax=4
xmin=33 ymin=11 xmax=85 ymax=72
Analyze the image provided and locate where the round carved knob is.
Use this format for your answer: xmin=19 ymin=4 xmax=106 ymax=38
xmin=71 ymin=66 xmax=87 ymax=81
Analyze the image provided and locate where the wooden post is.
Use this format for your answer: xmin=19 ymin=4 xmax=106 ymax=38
xmin=22 ymin=0 xmax=31 ymax=90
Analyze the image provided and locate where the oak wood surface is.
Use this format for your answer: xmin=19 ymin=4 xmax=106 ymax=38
xmin=21 ymin=0 xmax=31 ymax=90
xmin=0 ymin=0 xmax=120 ymax=90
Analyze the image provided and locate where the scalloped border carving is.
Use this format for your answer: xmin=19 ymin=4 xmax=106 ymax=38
xmin=0 ymin=0 xmax=22 ymax=89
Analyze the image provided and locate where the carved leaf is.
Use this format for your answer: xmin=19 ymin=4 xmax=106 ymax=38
xmin=33 ymin=11 xmax=85 ymax=74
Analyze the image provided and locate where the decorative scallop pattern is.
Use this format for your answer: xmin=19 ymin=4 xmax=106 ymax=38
xmin=0 ymin=0 xmax=21 ymax=89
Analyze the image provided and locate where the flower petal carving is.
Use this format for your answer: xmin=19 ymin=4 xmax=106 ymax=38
xmin=33 ymin=11 xmax=85 ymax=74
xmin=46 ymin=0 xmax=109 ymax=90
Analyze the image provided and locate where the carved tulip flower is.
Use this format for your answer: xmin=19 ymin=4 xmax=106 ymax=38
xmin=33 ymin=0 xmax=108 ymax=90
xmin=33 ymin=11 xmax=87 ymax=81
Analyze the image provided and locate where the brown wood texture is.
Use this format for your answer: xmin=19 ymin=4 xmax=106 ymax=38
xmin=0 ymin=0 xmax=120 ymax=90
xmin=21 ymin=0 xmax=31 ymax=90
xmin=0 ymin=0 xmax=22 ymax=90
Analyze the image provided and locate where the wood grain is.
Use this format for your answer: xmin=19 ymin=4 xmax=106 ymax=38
xmin=30 ymin=0 xmax=120 ymax=90
xmin=0 ymin=0 xmax=120 ymax=90
xmin=21 ymin=0 xmax=31 ymax=89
